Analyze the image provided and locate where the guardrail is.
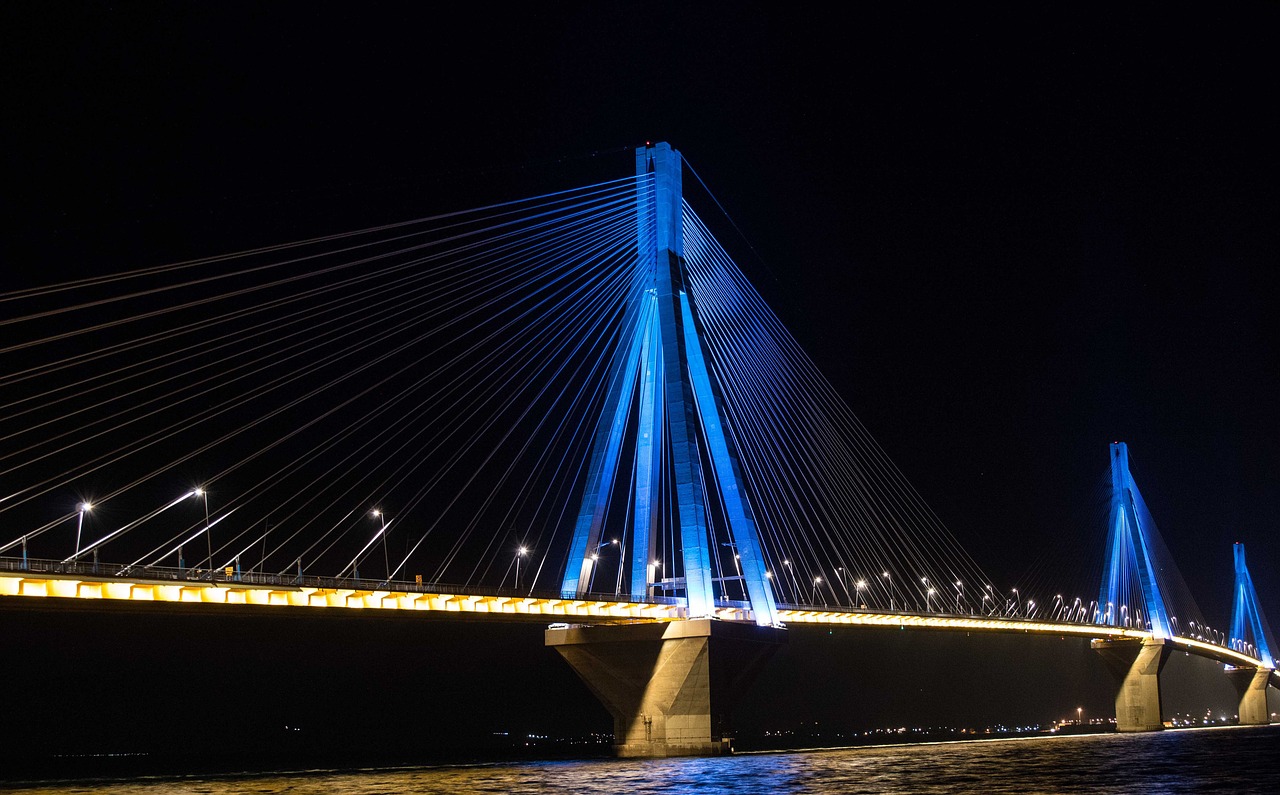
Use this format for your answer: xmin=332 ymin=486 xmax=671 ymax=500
xmin=0 ymin=555 xmax=683 ymax=606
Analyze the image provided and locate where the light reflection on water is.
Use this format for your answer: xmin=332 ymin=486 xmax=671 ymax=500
xmin=9 ymin=726 xmax=1279 ymax=794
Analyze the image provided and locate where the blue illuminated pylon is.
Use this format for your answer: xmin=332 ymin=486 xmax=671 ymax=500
xmin=1230 ymin=543 xmax=1276 ymax=668
xmin=560 ymin=143 xmax=779 ymax=627
xmin=1098 ymin=442 xmax=1171 ymax=638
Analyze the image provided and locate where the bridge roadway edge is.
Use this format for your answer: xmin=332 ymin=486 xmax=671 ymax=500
xmin=3 ymin=570 xmax=1274 ymax=759
xmin=4 ymin=568 xmax=1274 ymax=673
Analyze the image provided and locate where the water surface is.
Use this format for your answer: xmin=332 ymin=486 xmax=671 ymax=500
xmin=8 ymin=726 xmax=1277 ymax=794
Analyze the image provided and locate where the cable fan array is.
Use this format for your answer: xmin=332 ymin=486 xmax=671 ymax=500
xmin=1 ymin=175 xmax=656 ymax=592
xmin=2 ymin=161 xmax=1232 ymax=639
xmin=1096 ymin=450 xmax=1211 ymax=641
xmin=681 ymin=202 xmax=994 ymax=609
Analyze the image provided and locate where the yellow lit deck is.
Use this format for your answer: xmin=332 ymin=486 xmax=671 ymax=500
xmin=1 ymin=570 xmax=1271 ymax=672
xmin=775 ymin=607 xmax=1272 ymax=671
xmin=0 ymin=570 xmax=685 ymax=621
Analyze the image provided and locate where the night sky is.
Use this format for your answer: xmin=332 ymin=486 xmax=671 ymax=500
xmin=3 ymin=2 xmax=1278 ymax=773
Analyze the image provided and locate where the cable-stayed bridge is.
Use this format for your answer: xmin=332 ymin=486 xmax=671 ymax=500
xmin=1 ymin=143 xmax=1275 ymax=757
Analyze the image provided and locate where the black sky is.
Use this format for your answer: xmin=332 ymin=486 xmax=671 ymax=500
xmin=7 ymin=1 xmax=1277 ymax=618
xmin=2 ymin=1 xmax=1278 ymax=769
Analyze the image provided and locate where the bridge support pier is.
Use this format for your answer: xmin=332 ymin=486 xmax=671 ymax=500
xmin=1091 ymin=637 xmax=1172 ymax=732
xmin=1225 ymin=666 xmax=1272 ymax=726
xmin=546 ymin=618 xmax=785 ymax=757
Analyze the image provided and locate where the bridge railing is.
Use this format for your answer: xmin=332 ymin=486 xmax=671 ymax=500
xmin=0 ymin=555 xmax=684 ymax=607
xmin=2 ymin=556 xmax=1258 ymax=662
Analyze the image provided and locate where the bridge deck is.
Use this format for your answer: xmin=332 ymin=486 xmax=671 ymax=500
xmin=1 ymin=569 xmax=1271 ymax=675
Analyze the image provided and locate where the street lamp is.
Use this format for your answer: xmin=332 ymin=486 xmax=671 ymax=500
xmin=649 ymin=559 xmax=661 ymax=597
xmin=515 ymin=546 xmax=528 ymax=590
xmin=72 ymin=502 xmax=93 ymax=563
xmin=372 ymin=509 xmax=391 ymax=583
xmin=196 ymin=487 xmax=211 ymax=579
xmin=813 ymin=576 xmax=823 ymax=606
xmin=926 ymin=587 xmax=936 ymax=612
xmin=783 ymin=559 xmax=800 ymax=604
xmin=349 ymin=509 xmax=388 ymax=582
xmin=882 ymin=571 xmax=894 ymax=611
xmin=588 ymin=538 xmax=618 ymax=594
xmin=855 ymin=579 xmax=867 ymax=608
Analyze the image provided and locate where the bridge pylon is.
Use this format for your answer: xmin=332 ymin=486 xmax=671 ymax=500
xmin=1093 ymin=442 xmax=1174 ymax=731
xmin=549 ymin=144 xmax=785 ymax=759
xmin=1226 ymin=542 xmax=1276 ymax=725
xmin=1098 ymin=442 xmax=1172 ymax=638
xmin=558 ymin=142 xmax=778 ymax=628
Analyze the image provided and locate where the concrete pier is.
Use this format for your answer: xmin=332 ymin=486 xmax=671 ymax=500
xmin=546 ymin=618 xmax=785 ymax=757
xmin=1091 ymin=637 xmax=1172 ymax=731
xmin=1225 ymin=666 xmax=1272 ymax=726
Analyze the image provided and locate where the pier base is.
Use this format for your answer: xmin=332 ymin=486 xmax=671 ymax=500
xmin=1226 ymin=666 xmax=1272 ymax=726
xmin=1091 ymin=637 xmax=1171 ymax=732
xmin=546 ymin=618 xmax=785 ymax=757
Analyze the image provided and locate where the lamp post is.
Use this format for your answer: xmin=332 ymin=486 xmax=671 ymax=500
xmin=587 ymin=539 xmax=618 ymax=593
xmin=855 ymin=579 xmax=867 ymax=608
xmin=515 ymin=546 xmax=528 ymax=591
xmin=882 ymin=571 xmax=894 ymax=611
xmin=784 ymin=559 xmax=800 ymax=604
xmin=197 ymin=487 xmax=211 ymax=580
xmin=73 ymin=502 xmax=93 ymax=563
xmin=925 ymin=586 xmax=936 ymax=612
xmin=373 ymin=510 xmax=390 ymax=584
xmin=364 ymin=509 xmax=389 ymax=583
xmin=350 ymin=509 xmax=388 ymax=582
xmin=954 ymin=580 xmax=964 ymax=613
xmin=812 ymin=575 xmax=824 ymax=606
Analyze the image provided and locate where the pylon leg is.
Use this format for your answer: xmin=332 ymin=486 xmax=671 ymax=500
xmin=547 ymin=619 xmax=785 ymax=757
xmin=1092 ymin=637 xmax=1171 ymax=731
xmin=1226 ymin=666 xmax=1272 ymax=725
